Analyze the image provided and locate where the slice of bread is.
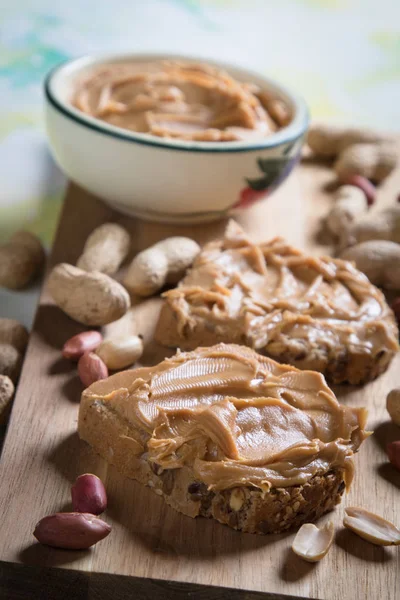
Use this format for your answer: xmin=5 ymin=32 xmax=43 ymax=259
xmin=79 ymin=344 xmax=368 ymax=534
xmin=155 ymin=221 xmax=399 ymax=384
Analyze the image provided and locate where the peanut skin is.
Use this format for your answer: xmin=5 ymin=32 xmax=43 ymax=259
xmin=78 ymin=352 xmax=108 ymax=388
xmin=343 ymin=174 xmax=376 ymax=207
xmin=387 ymin=441 xmax=400 ymax=471
xmin=62 ymin=331 xmax=103 ymax=361
xmin=33 ymin=512 xmax=111 ymax=549
xmin=71 ymin=473 xmax=107 ymax=515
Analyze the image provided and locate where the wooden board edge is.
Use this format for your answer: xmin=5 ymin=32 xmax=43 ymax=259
xmin=0 ymin=561 xmax=309 ymax=600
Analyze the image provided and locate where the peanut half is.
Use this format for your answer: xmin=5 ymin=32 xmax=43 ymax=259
xmin=78 ymin=352 xmax=108 ymax=388
xmin=33 ymin=512 xmax=111 ymax=549
xmin=71 ymin=473 xmax=107 ymax=515
xmin=343 ymin=507 xmax=400 ymax=546
xmin=62 ymin=331 xmax=103 ymax=361
xmin=95 ymin=335 xmax=143 ymax=370
xmin=292 ymin=522 xmax=334 ymax=562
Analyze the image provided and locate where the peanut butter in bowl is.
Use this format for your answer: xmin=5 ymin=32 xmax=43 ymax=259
xmin=45 ymin=53 xmax=308 ymax=222
xmin=72 ymin=60 xmax=291 ymax=142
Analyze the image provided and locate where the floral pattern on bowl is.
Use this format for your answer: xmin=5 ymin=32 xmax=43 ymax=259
xmin=234 ymin=139 xmax=303 ymax=210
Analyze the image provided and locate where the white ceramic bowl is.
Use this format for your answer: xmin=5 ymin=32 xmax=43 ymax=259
xmin=45 ymin=53 xmax=309 ymax=223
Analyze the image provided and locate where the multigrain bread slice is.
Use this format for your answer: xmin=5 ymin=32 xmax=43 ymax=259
xmin=79 ymin=344 xmax=368 ymax=534
xmin=155 ymin=221 xmax=399 ymax=384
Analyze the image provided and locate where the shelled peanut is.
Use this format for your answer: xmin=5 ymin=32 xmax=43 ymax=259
xmin=95 ymin=335 xmax=143 ymax=370
xmin=62 ymin=331 xmax=103 ymax=360
xmin=34 ymin=473 xmax=110 ymax=550
xmin=34 ymin=512 xmax=111 ymax=550
xmin=77 ymin=352 xmax=108 ymax=387
xmin=62 ymin=330 xmax=107 ymax=387
xmin=292 ymin=522 xmax=334 ymax=562
xmin=71 ymin=474 xmax=107 ymax=515
xmin=62 ymin=326 xmax=143 ymax=386
xmin=343 ymin=507 xmax=400 ymax=546
xmin=387 ymin=441 xmax=400 ymax=472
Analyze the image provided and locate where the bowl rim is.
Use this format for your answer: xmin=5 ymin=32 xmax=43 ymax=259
xmin=44 ymin=52 xmax=309 ymax=154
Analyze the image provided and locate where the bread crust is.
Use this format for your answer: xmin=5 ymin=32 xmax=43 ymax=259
xmin=156 ymin=302 xmax=395 ymax=385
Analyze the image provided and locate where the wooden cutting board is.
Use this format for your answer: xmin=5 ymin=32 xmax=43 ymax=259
xmin=1 ymin=158 xmax=399 ymax=600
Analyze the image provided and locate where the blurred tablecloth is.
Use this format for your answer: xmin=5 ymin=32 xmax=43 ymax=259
xmin=1 ymin=0 xmax=399 ymax=326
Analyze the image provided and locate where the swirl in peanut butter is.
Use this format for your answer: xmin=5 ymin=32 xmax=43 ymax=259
xmin=84 ymin=344 xmax=369 ymax=492
xmin=72 ymin=61 xmax=290 ymax=141
xmin=156 ymin=221 xmax=399 ymax=384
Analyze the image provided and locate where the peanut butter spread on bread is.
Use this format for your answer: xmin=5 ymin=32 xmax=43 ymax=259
xmin=81 ymin=344 xmax=368 ymax=492
xmin=155 ymin=222 xmax=398 ymax=384
xmin=73 ymin=61 xmax=283 ymax=141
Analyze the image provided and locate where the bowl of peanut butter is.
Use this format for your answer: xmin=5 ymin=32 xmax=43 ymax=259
xmin=44 ymin=53 xmax=308 ymax=223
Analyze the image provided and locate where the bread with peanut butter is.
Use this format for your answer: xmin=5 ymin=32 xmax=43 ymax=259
xmin=155 ymin=221 xmax=399 ymax=384
xmin=79 ymin=343 xmax=368 ymax=534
